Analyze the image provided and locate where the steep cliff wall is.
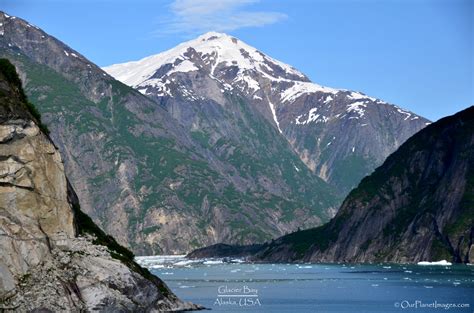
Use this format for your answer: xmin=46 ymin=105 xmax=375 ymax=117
xmin=0 ymin=59 xmax=200 ymax=312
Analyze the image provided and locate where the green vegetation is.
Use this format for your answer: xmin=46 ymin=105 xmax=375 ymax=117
xmin=279 ymin=217 xmax=342 ymax=258
xmin=143 ymin=225 xmax=161 ymax=235
xmin=331 ymin=155 xmax=372 ymax=193
xmin=430 ymin=238 xmax=452 ymax=261
xmin=360 ymin=238 xmax=373 ymax=251
xmin=191 ymin=130 xmax=210 ymax=147
xmin=71 ymin=202 xmax=135 ymax=260
xmin=445 ymin=165 xmax=474 ymax=238
xmin=0 ymin=58 xmax=50 ymax=134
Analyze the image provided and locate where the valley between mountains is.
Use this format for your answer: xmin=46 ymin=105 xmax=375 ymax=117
xmin=1 ymin=11 xmax=430 ymax=255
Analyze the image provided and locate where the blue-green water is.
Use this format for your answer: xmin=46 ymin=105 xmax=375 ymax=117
xmin=137 ymin=256 xmax=474 ymax=312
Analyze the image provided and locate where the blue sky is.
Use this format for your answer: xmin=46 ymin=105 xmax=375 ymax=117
xmin=2 ymin=0 xmax=472 ymax=121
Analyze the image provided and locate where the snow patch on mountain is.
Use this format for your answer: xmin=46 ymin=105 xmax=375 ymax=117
xmin=395 ymin=107 xmax=412 ymax=120
xmin=168 ymin=60 xmax=199 ymax=75
xmin=136 ymin=78 xmax=172 ymax=97
xmin=267 ymin=98 xmax=282 ymax=133
xmin=281 ymin=81 xmax=339 ymax=103
xmin=235 ymin=72 xmax=260 ymax=92
xmin=295 ymin=107 xmax=329 ymax=125
xmin=346 ymin=101 xmax=368 ymax=118
xmin=348 ymin=91 xmax=376 ymax=102
xmin=324 ymin=95 xmax=333 ymax=103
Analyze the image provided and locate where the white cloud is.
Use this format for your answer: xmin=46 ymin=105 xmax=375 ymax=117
xmin=156 ymin=0 xmax=287 ymax=35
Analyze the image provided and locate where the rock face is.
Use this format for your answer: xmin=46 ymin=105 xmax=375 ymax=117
xmin=0 ymin=59 xmax=199 ymax=312
xmin=104 ymin=32 xmax=430 ymax=194
xmin=253 ymin=106 xmax=474 ymax=263
xmin=0 ymin=12 xmax=341 ymax=255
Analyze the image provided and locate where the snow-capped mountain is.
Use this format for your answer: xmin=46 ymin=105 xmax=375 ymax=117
xmin=104 ymin=32 xmax=429 ymax=193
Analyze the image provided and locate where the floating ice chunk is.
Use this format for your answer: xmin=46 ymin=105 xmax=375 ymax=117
xmin=417 ymin=260 xmax=452 ymax=266
xmin=173 ymin=260 xmax=195 ymax=266
xmin=203 ymin=260 xmax=224 ymax=265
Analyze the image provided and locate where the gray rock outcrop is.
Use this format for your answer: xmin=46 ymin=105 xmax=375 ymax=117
xmin=0 ymin=59 xmax=200 ymax=312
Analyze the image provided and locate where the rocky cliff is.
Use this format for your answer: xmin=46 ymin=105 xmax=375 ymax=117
xmin=0 ymin=11 xmax=341 ymax=255
xmin=0 ymin=59 xmax=199 ymax=311
xmin=253 ymin=106 xmax=473 ymax=263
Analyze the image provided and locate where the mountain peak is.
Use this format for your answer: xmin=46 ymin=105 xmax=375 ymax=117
xmin=103 ymin=32 xmax=308 ymax=88
xmin=197 ymin=31 xmax=231 ymax=40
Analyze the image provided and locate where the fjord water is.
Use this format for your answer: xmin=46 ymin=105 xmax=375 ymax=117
xmin=137 ymin=256 xmax=473 ymax=313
